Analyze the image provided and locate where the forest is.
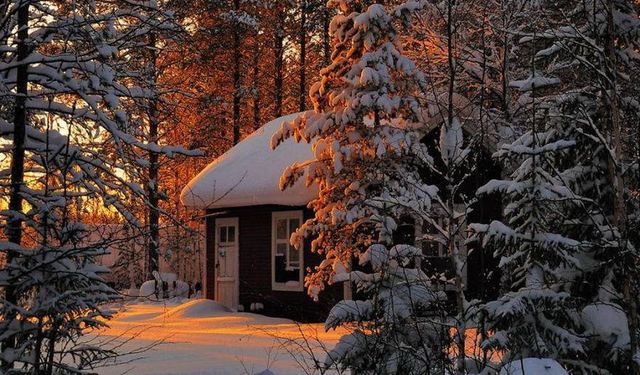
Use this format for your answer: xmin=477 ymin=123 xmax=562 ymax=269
xmin=0 ymin=0 xmax=639 ymax=374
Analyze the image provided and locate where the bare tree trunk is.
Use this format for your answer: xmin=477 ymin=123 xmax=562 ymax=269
xmin=323 ymin=5 xmax=330 ymax=66
xmin=444 ymin=0 xmax=466 ymax=373
xmin=232 ymin=0 xmax=242 ymax=144
xmin=274 ymin=9 xmax=285 ymax=118
xmin=604 ymin=2 xmax=637 ymax=373
xmin=252 ymin=44 xmax=261 ymax=130
xmin=2 ymin=1 xmax=29 ymax=368
xmin=500 ymin=0 xmax=510 ymax=122
xmin=44 ymin=325 xmax=58 ymax=375
xmin=147 ymin=32 xmax=160 ymax=278
xmin=299 ymin=0 xmax=307 ymax=112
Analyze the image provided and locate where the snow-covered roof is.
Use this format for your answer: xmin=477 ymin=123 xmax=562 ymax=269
xmin=180 ymin=113 xmax=316 ymax=209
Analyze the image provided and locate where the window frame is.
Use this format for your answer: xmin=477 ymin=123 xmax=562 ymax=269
xmin=271 ymin=210 xmax=305 ymax=292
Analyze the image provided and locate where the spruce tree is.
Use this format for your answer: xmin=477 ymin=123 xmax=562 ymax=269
xmin=0 ymin=0 xmax=194 ymax=371
xmin=469 ymin=33 xmax=587 ymax=369
xmin=272 ymin=1 xmax=452 ymax=372
xmin=519 ymin=1 xmax=640 ymax=372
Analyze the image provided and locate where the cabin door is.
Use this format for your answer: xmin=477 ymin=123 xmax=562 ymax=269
xmin=214 ymin=217 xmax=239 ymax=310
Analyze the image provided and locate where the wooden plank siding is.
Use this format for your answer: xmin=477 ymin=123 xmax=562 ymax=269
xmin=205 ymin=205 xmax=342 ymax=322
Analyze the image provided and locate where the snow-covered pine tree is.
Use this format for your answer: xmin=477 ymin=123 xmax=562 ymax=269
xmin=0 ymin=0 xmax=195 ymax=370
xmin=468 ymin=31 xmax=588 ymax=369
xmin=271 ymin=0 xmax=451 ymax=372
xmin=513 ymin=1 xmax=640 ymax=372
xmin=408 ymin=1 xmax=532 ymax=370
xmin=0 ymin=126 xmax=121 ymax=373
xmin=324 ymin=243 xmax=446 ymax=374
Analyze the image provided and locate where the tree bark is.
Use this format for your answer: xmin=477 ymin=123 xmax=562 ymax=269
xmin=147 ymin=32 xmax=160 ymax=278
xmin=299 ymin=0 xmax=307 ymax=112
xmin=232 ymin=0 xmax=242 ymax=144
xmin=323 ymin=5 xmax=330 ymax=66
xmin=274 ymin=8 xmax=285 ymax=118
xmin=604 ymin=2 xmax=637 ymax=373
xmin=253 ymin=42 xmax=261 ymax=130
xmin=2 ymin=1 xmax=29 ymax=368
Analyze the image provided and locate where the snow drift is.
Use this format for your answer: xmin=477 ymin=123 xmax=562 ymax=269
xmin=159 ymin=299 xmax=231 ymax=319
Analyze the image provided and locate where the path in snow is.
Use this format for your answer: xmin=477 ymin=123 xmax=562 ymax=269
xmin=94 ymin=299 xmax=345 ymax=375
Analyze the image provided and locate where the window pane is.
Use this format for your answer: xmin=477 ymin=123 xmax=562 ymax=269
xmin=275 ymin=260 xmax=300 ymax=283
xmin=394 ymin=223 xmax=415 ymax=245
xmin=423 ymin=242 xmax=441 ymax=257
xmin=219 ymin=226 xmax=227 ymax=242
xmin=276 ymin=243 xmax=287 ymax=256
xmin=276 ymin=219 xmax=287 ymax=240
xmin=289 ymin=218 xmax=300 ymax=236
xmin=227 ymin=226 xmax=235 ymax=243
xmin=274 ymin=252 xmax=287 ymax=283
xmin=289 ymin=246 xmax=299 ymax=264
xmin=273 ymin=213 xmax=304 ymax=288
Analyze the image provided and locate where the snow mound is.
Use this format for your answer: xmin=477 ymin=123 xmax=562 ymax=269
xmin=180 ymin=112 xmax=317 ymax=208
xmin=118 ymin=311 xmax=164 ymax=322
xmin=138 ymin=280 xmax=158 ymax=299
xmin=159 ymin=299 xmax=231 ymax=319
xmin=121 ymin=287 xmax=139 ymax=298
xmin=582 ymin=302 xmax=630 ymax=349
xmin=500 ymin=358 xmax=567 ymax=375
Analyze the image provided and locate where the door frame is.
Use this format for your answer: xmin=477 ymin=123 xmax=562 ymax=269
xmin=214 ymin=217 xmax=239 ymax=310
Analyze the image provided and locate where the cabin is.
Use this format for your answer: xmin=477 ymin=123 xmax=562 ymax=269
xmin=181 ymin=112 xmax=503 ymax=322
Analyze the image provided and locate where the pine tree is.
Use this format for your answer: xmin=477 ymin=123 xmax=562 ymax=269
xmin=0 ymin=0 xmax=194 ymax=370
xmin=0 ymin=130 xmax=121 ymax=373
xmin=272 ymin=1 xmax=454 ymax=372
xmin=467 ymin=1 xmax=640 ymax=372
xmin=324 ymin=243 xmax=446 ymax=374
xmin=515 ymin=1 xmax=640 ymax=372
xmin=469 ymin=31 xmax=587 ymax=368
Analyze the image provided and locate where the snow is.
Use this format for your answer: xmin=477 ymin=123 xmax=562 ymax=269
xmin=160 ymin=299 xmax=232 ymax=318
xmin=96 ymin=300 xmax=346 ymax=375
xmin=139 ymin=278 xmax=191 ymax=300
xmin=509 ymin=73 xmax=560 ymax=92
xmin=181 ymin=113 xmax=317 ymax=209
xmin=439 ymin=118 xmax=465 ymax=166
xmin=582 ymin=303 xmax=630 ymax=349
xmin=500 ymin=358 xmax=567 ymax=375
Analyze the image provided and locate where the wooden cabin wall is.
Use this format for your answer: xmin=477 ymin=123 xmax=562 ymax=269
xmin=205 ymin=205 xmax=342 ymax=322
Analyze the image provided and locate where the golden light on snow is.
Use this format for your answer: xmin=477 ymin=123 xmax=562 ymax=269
xmin=95 ymin=300 xmax=503 ymax=374
xmin=96 ymin=300 xmax=347 ymax=374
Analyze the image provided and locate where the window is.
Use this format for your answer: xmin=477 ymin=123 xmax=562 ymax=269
xmin=272 ymin=211 xmax=304 ymax=291
xmin=417 ymin=204 xmax=468 ymax=291
xmin=394 ymin=215 xmax=416 ymax=245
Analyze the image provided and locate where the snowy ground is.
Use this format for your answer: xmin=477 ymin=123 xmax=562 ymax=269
xmin=94 ymin=299 xmax=345 ymax=375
